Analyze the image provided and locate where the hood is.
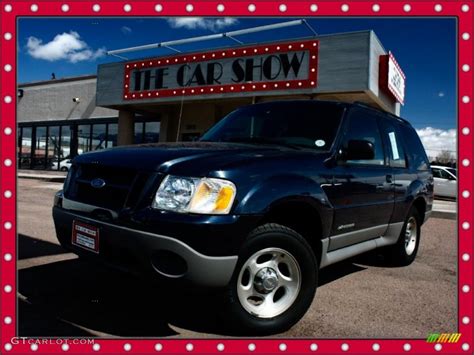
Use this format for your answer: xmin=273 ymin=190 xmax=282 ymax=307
xmin=72 ymin=142 xmax=307 ymax=174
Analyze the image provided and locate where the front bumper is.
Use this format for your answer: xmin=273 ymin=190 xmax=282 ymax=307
xmin=53 ymin=206 xmax=240 ymax=287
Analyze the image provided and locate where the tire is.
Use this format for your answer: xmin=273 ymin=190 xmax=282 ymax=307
xmin=222 ymin=223 xmax=318 ymax=335
xmin=385 ymin=207 xmax=422 ymax=266
xmin=60 ymin=167 xmax=68 ymax=172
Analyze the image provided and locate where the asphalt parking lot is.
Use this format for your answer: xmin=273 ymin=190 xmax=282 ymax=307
xmin=18 ymin=178 xmax=457 ymax=338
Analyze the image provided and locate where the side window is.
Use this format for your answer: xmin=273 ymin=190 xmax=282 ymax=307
xmin=438 ymin=169 xmax=453 ymax=180
xmin=432 ymin=168 xmax=442 ymax=178
xmin=342 ymin=109 xmax=385 ymax=166
xmin=400 ymin=124 xmax=430 ymax=171
xmin=380 ymin=118 xmax=407 ymax=168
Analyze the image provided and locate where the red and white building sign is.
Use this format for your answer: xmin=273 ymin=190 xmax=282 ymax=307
xmin=123 ymin=40 xmax=319 ymax=100
xmin=379 ymin=51 xmax=406 ymax=105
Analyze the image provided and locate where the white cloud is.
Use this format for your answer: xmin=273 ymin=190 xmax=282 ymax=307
xmin=438 ymin=91 xmax=445 ymax=97
xmin=121 ymin=26 xmax=132 ymax=35
xmin=166 ymin=18 xmax=238 ymax=32
xmin=26 ymin=31 xmax=106 ymax=63
xmin=416 ymin=127 xmax=456 ymax=160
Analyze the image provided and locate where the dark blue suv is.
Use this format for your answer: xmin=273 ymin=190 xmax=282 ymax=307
xmin=53 ymin=100 xmax=433 ymax=334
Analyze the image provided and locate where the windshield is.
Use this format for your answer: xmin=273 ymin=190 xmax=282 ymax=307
xmin=201 ymin=101 xmax=345 ymax=150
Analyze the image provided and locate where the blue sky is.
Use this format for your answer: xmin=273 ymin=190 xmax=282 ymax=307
xmin=18 ymin=17 xmax=456 ymax=157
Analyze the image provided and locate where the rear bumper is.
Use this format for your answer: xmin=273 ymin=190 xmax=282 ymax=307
xmin=53 ymin=206 xmax=238 ymax=287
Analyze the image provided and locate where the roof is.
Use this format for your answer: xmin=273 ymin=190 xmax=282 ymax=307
xmin=431 ymin=165 xmax=456 ymax=169
xmin=18 ymin=74 xmax=97 ymax=88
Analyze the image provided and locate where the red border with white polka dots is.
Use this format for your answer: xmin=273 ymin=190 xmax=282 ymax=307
xmin=0 ymin=1 xmax=472 ymax=354
xmin=123 ymin=40 xmax=318 ymax=100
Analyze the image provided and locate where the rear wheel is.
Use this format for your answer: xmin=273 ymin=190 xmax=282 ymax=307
xmin=385 ymin=207 xmax=421 ymax=266
xmin=222 ymin=223 xmax=318 ymax=335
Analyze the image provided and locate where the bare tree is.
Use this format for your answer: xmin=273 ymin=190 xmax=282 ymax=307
xmin=436 ymin=150 xmax=454 ymax=164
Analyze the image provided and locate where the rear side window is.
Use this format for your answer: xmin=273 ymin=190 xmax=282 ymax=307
xmin=399 ymin=124 xmax=430 ymax=171
xmin=446 ymin=168 xmax=456 ymax=177
xmin=379 ymin=118 xmax=407 ymax=168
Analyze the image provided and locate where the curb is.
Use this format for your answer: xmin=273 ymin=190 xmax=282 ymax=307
xmin=18 ymin=174 xmax=65 ymax=183
xmin=431 ymin=210 xmax=456 ymax=220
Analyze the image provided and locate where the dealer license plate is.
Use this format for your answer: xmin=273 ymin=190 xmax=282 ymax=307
xmin=72 ymin=220 xmax=99 ymax=253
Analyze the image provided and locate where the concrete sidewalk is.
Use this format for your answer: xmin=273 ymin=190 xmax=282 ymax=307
xmin=432 ymin=199 xmax=456 ymax=220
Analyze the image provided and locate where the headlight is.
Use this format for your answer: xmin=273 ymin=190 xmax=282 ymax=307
xmin=152 ymin=175 xmax=237 ymax=214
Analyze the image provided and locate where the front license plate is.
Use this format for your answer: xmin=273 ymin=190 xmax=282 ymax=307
xmin=72 ymin=220 xmax=99 ymax=253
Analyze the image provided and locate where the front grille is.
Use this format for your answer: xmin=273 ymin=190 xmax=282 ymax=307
xmin=65 ymin=163 xmax=147 ymax=211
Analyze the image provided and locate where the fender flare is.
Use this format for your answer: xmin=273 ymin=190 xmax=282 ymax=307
xmin=235 ymin=174 xmax=333 ymax=238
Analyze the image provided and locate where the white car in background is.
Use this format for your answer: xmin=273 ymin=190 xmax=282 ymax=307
xmin=52 ymin=159 xmax=72 ymax=172
xmin=431 ymin=165 xmax=457 ymax=199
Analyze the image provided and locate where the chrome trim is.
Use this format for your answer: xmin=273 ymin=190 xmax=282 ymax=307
xmin=90 ymin=178 xmax=106 ymax=189
xmin=337 ymin=223 xmax=356 ymax=231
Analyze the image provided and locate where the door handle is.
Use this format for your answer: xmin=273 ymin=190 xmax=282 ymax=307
xmin=386 ymin=174 xmax=393 ymax=183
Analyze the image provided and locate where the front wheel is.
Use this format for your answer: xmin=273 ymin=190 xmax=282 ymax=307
xmin=222 ymin=223 xmax=318 ymax=335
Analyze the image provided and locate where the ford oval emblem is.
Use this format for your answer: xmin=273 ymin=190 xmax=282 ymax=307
xmin=90 ymin=178 xmax=106 ymax=189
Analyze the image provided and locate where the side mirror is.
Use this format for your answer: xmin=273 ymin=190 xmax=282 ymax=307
xmin=340 ymin=139 xmax=375 ymax=161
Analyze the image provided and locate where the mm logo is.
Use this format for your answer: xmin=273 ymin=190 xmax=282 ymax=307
xmin=426 ymin=333 xmax=462 ymax=343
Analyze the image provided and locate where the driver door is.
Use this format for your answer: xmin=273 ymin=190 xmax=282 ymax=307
xmin=322 ymin=108 xmax=394 ymax=251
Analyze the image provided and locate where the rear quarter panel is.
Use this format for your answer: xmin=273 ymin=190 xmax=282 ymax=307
xmin=391 ymin=169 xmax=433 ymax=224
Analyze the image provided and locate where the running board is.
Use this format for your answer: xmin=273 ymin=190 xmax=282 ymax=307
xmin=319 ymin=222 xmax=404 ymax=268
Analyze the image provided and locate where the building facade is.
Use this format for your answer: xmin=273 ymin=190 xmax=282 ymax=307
xmin=18 ymin=76 xmax=160 ymax=170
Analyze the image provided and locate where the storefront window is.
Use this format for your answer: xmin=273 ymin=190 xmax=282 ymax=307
xmin=77 ymin=125 xmax=91 ymax=154
xmin=17 ymin=128 xmax=21 ymax=161
xmin=60 ymin=125 xmax=71 ymax=159
xmin=47 ymin=126 xmax=60 ymax=170
xmin=33 ymin=127 xmax=47 ymax=169
xmin=20 ymin=127 xmax=32 ymax=169
xmin=107 ymin=123 xmax=118 ymax=147
xmin=92 ymin=124 xmax=107 ymax=150
xmin=57 ymin=125 xmax=72 ymax=171
xmin=144 ymin=122 xmax=160 ymax=143
xmin=134 ymin=122 xmax=144 ymax=144
xmin=19 ymin=117 xmax=159 ymax=169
